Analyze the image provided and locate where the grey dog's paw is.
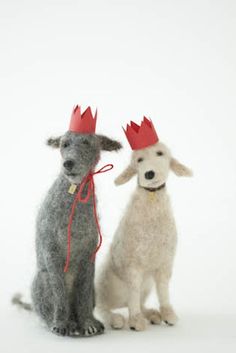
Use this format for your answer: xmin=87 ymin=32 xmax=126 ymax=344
xmin=51 ymin=321 xmax=69 ymax=336
xmin=78 ymin=318 xmax=105 ymax=337
xmin=50 ymin=320 xmax=80 ymax=337
xmin=67 ymin=321 xmax=80 ymax=336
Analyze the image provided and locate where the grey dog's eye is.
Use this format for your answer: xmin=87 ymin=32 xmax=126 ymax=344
xmin=62 ymin=141 xmax=70 ymax=148
xmin=156 ymin=151 xmax=163 ymax=156
xmin=137 ymin=157 xmax=144 ymax=163
xmin=82 ymin=139 xmax=89 ymax=145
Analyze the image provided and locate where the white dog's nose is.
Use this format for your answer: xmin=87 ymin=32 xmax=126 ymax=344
xmin=145 ymin=170 xmax=155 ymax=180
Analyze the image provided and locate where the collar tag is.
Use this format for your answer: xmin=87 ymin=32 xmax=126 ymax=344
xmin=148 ymin=192 xmax=156 ymax=202
xmin=68 ymin=183 xmax=77 ymax=194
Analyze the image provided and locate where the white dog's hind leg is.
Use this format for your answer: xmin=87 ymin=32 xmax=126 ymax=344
xmin=96 ymin=265 xmax=126 ymax=329
xmin=96 ymin=304 xmax=125 ymax=330
xmin=110 ymin=312 xmax=126 ymax=329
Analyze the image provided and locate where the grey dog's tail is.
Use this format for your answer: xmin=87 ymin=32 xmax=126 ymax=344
xmin=11 ymin=293 xmax=32 ymax=311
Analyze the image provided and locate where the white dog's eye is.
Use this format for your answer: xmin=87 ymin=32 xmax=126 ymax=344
xmin=137 ymin=157 xmax=144 ymax=163
xmin=156 ymin=151 xmax=163 ymax=156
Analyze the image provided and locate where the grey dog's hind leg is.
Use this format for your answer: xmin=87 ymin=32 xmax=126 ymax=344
xmin=31 ymin=270 xmax=54 ymax=327
xmin=31 ymin=270 xmax=79 ymax=336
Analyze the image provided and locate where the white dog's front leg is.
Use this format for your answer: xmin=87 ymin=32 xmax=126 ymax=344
xmin=126 ymin=270 xmax=147 ymax=331
xmin=154 ymin=269 xmax=178 ymax=326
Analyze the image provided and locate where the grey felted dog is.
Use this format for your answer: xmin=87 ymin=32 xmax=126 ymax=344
xmin=13 ymin=106 xmax=122 ymax=337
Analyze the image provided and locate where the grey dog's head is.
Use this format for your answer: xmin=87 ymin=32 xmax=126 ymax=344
xmin=47 ymin=131 xmax=122 ymax=184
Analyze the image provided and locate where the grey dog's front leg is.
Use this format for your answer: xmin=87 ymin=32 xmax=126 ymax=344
xmin=75 ymin=260 xmax=104 ymax=336
xmin=44 ymin=247 xmax=72 ymax=335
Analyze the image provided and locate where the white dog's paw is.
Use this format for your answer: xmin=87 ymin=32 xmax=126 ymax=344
xmin=143 ymin=308 xmax=161 ymax=325
xmin=110 ymin=313 xmax=125 ymax=329
xmin=160 ymin=306 xmax=178 ymax=326
xmin=129 ymin=313 xmax=147 ymax=331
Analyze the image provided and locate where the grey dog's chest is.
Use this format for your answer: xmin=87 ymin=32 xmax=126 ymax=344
xmin=57 ymin=197 xmax=98 ymax=255
xmin=37 ymin=176 xmax=99 ymax=261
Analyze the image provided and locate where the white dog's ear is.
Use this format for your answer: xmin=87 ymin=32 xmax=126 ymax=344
xmin=170 ymin=158 xmax=193 ymax=177
xmin=115 ymin=164 xmax=136 ymax=185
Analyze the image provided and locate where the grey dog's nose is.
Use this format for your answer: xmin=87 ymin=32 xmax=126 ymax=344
xmin=63 ymin=160 xmax=74 ymax=171
xmin=145 ymin=170 xmax=155 ymax=180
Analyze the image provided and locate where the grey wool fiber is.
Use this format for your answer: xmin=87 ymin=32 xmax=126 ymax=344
xmin=13 ymin=130 xmax=122 ymax=337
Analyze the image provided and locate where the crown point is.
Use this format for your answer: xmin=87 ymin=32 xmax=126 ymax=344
xmin=143 ymin=116 xmax=151 ymax=125
xmin=69 ymin=105 xmax=97 ymax=134
xmin=130 ymin=121 xmax=140 ymax=132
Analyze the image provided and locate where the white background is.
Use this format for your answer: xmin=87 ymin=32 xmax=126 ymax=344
xmin=0 ymin=0 xmax=236 ymax=352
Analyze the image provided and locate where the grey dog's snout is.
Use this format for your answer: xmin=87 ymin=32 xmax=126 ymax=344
xmin=63 ymin=160 xmax=74 ymax=171
xmin=145 ymin=170 xmax=155 ymax=180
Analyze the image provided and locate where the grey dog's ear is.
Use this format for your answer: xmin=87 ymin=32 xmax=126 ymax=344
xmin=46 ymin=136 xmax=62 ymax=148
xmin=170 ymin=158 xmax=193 ymax=177
xmin=115 ymin=164 xmax=136 ymax=185
xmin=97 ymin=135 xmax=122 ymax=152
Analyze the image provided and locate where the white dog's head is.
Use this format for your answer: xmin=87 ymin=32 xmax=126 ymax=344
xmin=115 ymin=141 xmax=192 ymax=188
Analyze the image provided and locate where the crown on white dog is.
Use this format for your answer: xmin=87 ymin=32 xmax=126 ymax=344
xmin=123 ymin=117 xmax=159 ymax=150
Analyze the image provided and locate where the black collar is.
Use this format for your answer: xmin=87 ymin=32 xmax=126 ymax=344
xmin=141 ymin=183 xmax=166 ymax=192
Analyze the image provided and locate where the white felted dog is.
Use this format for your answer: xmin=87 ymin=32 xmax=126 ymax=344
xmin=96 ymin=118 xmax=192 ymax=331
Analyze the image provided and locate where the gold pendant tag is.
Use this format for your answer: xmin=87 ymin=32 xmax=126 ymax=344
xmin=148 ymin=192 xmax=155 ymax=202
xmin=68 ymin=183 xmax=77 ymax=194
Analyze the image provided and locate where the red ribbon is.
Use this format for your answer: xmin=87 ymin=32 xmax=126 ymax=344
xmin=64 ymin=164 xmax=114 ymax=273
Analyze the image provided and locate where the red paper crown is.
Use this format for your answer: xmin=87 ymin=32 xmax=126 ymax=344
xmin=123 ymin=117 xmax=159 ymax=150
xmin=69 ymin=105 xmax=97 ymax=134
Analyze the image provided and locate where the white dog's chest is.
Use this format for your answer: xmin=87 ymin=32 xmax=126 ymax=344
xmin=130 ymin=216 xmax=176 ymax=268
xmin=112 ymin=191 xmax=177 ymax=271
